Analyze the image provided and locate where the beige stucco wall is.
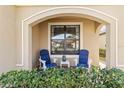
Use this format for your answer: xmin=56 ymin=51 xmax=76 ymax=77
xmin=0 ymin=6 xmax=16 ymax=73
xmin=32 ymin=24 xmax=40 ymax=67
xmin=32 ymin=17 xmax=99 ymax=66
xmin=15 ymin=5 xmax=124 ymax=69
xmin=1 ymin=5 xmax=124 ymax=72
xmin=39 ymin=21 xmax=48 ymax=49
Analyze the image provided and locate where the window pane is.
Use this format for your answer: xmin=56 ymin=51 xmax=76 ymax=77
xmin=65 ymin=39 xmax=75 ymax=51
xmin=66 ymin=25 xmax=80 ymax=39
xmin=50 ymin=25 xmax=80 ymax=55
xmin=51 ymin=40 xmax=64 ymax=54
xmin=65 ymin=39 xmax=80 ymax=54
xmin=76 ymin=40 xmax=79 ymax=51
xmin=51 ymin=25 xmax=65 ymax=39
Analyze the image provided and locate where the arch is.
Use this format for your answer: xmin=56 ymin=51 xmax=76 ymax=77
xmin=16 ymin=6 xmax=118 ymax=70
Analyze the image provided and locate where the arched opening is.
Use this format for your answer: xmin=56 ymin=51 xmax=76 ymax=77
xmin=19 ymin=7 xmax=117 ymax=70
xmin=32 ymin=16 xmax=108 ymax=68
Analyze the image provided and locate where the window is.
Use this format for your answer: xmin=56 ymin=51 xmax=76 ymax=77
xmin=50 ymin=25 xmax=80 ymax=55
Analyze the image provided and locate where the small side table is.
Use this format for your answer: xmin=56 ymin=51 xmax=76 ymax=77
xmin=60 ymin=60 xmax=70 ymax=68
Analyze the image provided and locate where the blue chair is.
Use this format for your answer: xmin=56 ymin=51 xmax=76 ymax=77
xmin=39 ymin=49 xmax=57 ymax=69
xmin=77 ymin=49 xmax=89 ymax=68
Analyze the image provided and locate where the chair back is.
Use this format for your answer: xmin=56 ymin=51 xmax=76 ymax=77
xmin=40 ymin=49 xmax=51 ymax=64
xmin=79 ymin=49 xmax=89 ymax=65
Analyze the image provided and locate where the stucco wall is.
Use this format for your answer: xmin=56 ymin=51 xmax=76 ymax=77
xmin=0 ymin=6 xmax=16 ymax=73
xmin=15 ymin=5 xmax=124 ymax=69
xmin=32 ymin=17 xmax=99 ymax=66
xmin=0 ymin=5 xmax=124 ymax=72
xmin=32 ymin=24 xmax=40 ymax=67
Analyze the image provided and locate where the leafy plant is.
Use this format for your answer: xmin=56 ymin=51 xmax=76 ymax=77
xmin=0 ymin=67 xmax=124 ymax=88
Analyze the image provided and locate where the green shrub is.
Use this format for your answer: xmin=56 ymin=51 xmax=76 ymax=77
xmin=0 ymin=67 xmax=124 ymax=88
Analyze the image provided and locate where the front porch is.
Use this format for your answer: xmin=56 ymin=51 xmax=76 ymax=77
xmin=32 ymin=16 xmax=107 ymax=69
xmin=20 ymin=7 xmax=117 ymax=70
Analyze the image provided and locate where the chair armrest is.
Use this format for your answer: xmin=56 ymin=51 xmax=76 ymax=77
xmin=39 ymin=57 xmax=47 ymax=70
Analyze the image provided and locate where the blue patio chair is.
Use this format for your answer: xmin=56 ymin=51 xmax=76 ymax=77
xmin=39 ymin=49 xmax=57 ymax=69
xmin=76 ymin=49 xmax=90 ymax=68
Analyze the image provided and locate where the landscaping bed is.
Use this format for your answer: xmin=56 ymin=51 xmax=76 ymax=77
xmin=0 ymin=66 xmax=124 ymax=88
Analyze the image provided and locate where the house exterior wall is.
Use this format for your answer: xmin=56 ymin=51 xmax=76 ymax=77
xmin=1 ymin=5 xmax=124 ymax=72
xmin=15 ymin=5 xmax=124 ymax=69
xmin=32 ymin=25 xmax=40 ymax=67
xmin=0 ymin=6 xmax=16 ymax=73
xmin=32 ymin=17 xmax=99 ymax=66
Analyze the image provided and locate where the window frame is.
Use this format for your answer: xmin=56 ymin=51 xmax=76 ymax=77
xmin=48 ymin=22 xmax=83 ymax=55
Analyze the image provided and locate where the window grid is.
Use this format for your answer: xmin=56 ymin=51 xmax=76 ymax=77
xmin=50 ymin=25 xmax=80 ymax=55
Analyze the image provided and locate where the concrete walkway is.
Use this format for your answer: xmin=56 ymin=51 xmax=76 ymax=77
xmin=99 ymin=61 xmax=106 ymax=69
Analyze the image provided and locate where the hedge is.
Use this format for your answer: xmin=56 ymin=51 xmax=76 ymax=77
xmin=0 ymin=66 xmax=124 ymax=88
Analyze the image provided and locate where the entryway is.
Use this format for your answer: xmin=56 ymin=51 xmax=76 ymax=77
xmin=20 ymin=6 xmax=117 ymax=70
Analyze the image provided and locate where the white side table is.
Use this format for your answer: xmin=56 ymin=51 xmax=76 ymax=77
xmin=60 ymin=60 xmax=70 ymax=68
